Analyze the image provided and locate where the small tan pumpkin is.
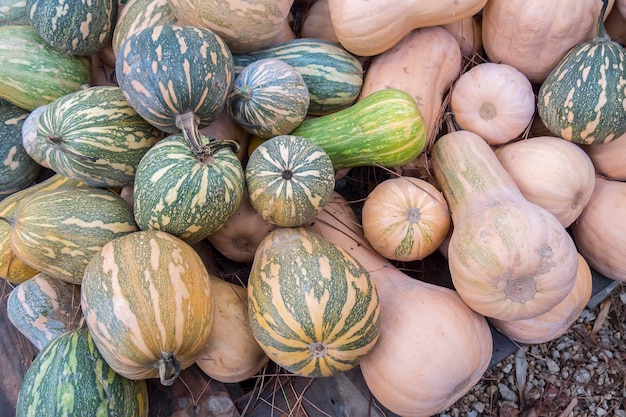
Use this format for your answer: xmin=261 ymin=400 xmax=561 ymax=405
xmin=582 ymin=131 xmax=626 ymax=181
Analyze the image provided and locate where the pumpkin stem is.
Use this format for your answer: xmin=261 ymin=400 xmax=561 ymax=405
xmin=176 ymin=112 xmax=203 ymax=155
xmin=46 ymin=135 xmax=98 ymax=162
xmin=194 ymin=135 xmax=241 ymax=164
xmin=156 ymin=350 xmax=180 ymax=386
xmin=596 ymin=0 xmax=610 ymax=41
xmin=0 ymin=216 xmax=14 ymax=226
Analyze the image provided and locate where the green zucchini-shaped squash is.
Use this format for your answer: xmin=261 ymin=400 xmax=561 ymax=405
xmin=0 ymin=25 xmax=92 ymax=111
xmin=7 ymin=186 xmax=138 ymax=284
xmin=16 ymin=326 xmax=149 ymax=417
xmin=34 ymin=86 xmax=164 ymax=187
xmin=7 ymin=272 xmax=82 ymax=350
xmin=133 ymin=133 xmax=245 ymax=244
xmin=116 ymin=24 xmax=234 ymax=153
xmin=26 ymin=0 xmax=117 ymax=56
xmin=245 ymin=135 xmax=335 ymax=227
xmin=290 ymin=88 xmax=427 ymax=170
xmin=0 ymin=99 xmax=41 ymax=200
xmin=232 ymin=38 xmax=363 ymax=116
xmin=0 ymin=0 xmax=29 ymax=25
xmin=248 ymin=227 xmax=381 ymax=378
xmin=538 ymin=0 xmax=626 ymax=144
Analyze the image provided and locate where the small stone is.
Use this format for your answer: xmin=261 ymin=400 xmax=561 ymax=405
xmin=502 ymin=363 xmax=513 ymax=373
xmin=498 ymin=383 xmax=517 ymax=402
xmin=596 ymin=407 xmax=608 ymax=416
xmin=545 ymin=358 xmax=560 ymax=373
xmin=614 ymin=410 xmax=626 ymax=417
xmin=472 ymin=402 xmax=485 ymax=413
xmin=466 ymin=411 xmax=478 ymax=417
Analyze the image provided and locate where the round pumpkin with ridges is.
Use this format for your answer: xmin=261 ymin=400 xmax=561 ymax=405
xmin=81 ymin=229 xmax=215 ymax=385
xmin=248 ymin=226 xmax=381 ymax=378
xmin=15 ymin=326 xmax=149 ymax=417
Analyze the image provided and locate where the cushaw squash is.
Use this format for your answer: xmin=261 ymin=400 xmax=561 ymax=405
xmin=431 ymin=130 xmax=579 ymax=321
xmin=305 ymin=192 xmax=492 ymax=417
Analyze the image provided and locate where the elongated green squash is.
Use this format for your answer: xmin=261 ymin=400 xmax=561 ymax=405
xmin=0 ymin=0 xmax=29 ymax=25
xmin=290 ymin=88 xmax=427 ymax=170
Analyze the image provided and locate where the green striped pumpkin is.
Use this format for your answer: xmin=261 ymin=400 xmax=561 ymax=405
xmin=133 ymin=133 xmax=244 ymax=244
xmin=233 ymin=38 xmax=363 ymax=116
xmin=0 ymin=25 xmax=92 ymax=111
xmin=290 ymin=88 xmax=427 ymax=170
xmin=21 ymin=105 xmax=49 ymax=168
xmin=7 ymin=272 xmax=82 ymax=350
xmin=26 ymin=0 xmax=117 ymax=56
xmin=245 ymin=135 xmax=335 ymax=227
xmin=35 ymin=86 xmax=163 ymax=187
xmin=537 ymin=0 xmax=626 ymax=144
xmin=16 ymin=326 xmax=149 ymax=417
xmin=81 ymin=229 xmax=215 ymax=385
xmin=248 ymin=227 xmax=381 ymax=378
xmin=227 ymin=58 xmax=310 ymax=139
xmin=8 ymin=186 xmax=138 ymax=284
xmin=116 ymin=24 xmax=234 ymax=153
xmin=0 ymin=0 xmax=29 ymax=25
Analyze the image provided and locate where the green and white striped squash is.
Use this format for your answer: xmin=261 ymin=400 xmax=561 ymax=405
xmin=81 ymin=229 xmax=215 ymax=386
xmin=8 ymin=186 xmax=138 ymax=284
xmin=26 ymin=0 xmax=117 ymax=56
xmin=538 ymin=0 xmax=626 ymax=144
xmin=232 ymin=38 xmax=363 ymax=115
xmin=0 ymin=174 xmax=87 ymax=284
xmin=21 ymin=104 xmax=49 ymax=168
xmin=16 ymin=326 xmax=149 ymax=417
xmin=245 ymin=135 xmax=335 ymax=227
xmin=0 ymin=99 xmax=41 ymax=200
xmin=7 ymin=272 xmax=82 ymax=350
xmin=0 ymin=25 xmax=92 ymax=111
xmin=34 ymin=86 xmax=163 ymax=187
xmin=0 ymin=0 xmax=29 ymax=25
xmin=248 ymin=227 xmax=381 ymax=378
xmin=290 ymin=88 xmax=427 ymax=170
xmin=227 ymin=58 xmax=309 ymax=139
xmin=133 ymin=133 xmax=244 ymax=244
xmin=116 ymin=24 xmax=234 ymax=154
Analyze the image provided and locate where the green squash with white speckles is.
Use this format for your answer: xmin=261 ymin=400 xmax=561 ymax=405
xmin=16 ymin=326 xmax=149 ymax=417
xmin=537 ymin=0 xmax=626 ymax=144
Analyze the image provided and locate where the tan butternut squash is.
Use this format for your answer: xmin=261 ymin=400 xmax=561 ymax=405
xmin=582 ymin=131 xmax=626 ymax=181
xmin=300 ymin=0 xmax=338 ymax=43
xmin=441 ymin=15 xmax=483 ymax=59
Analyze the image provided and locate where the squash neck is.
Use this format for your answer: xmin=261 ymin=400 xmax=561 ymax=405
xmin=595 ymin=0 xmax=611 ymax=42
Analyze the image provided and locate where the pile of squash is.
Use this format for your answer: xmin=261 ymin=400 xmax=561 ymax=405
xmin=1 ymin=0 xmax=625 ymax=415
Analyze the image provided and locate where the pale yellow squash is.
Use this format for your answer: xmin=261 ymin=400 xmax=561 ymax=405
xmin=582 ymin=131 xmax=626 ymax=181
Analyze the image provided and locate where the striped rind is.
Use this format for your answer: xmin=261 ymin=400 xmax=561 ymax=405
xmin=80 ymin=230 xmax=215 ymax=381
xmin=0 ymin=25 xmax=92 ymax=111
xmin=20 ymin=104 xmax=49 ymax=168
xmin=538 ymin=39 xmax=626 ymax=144
xmin=116 ymin=24 xmax=234 ymax=132
xmin=16 ymin=326 xmax=149 ymax=417
xmin=10 ymin=186 xmax=138 ymax=284
xmin=248 ymin=227 xmax=381 ymax=378
xmin=35 ymin=86 xmax=163 ymax=187
xmin=0 ymin=0 xmax=29 ymax=25
xmin=227 ymin=58 xmax=310 ymax=139
xmin=290 ymin=88 xmax=427 ymax=170
xmin=233 ymin=38 xmax=363 ymax=115
xmin=133 ymin=133 xmax=245 ymax=244
xmin=245 ymin=135 xmax=335 ymax=227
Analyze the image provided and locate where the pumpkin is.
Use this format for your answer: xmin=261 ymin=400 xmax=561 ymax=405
xmin=305 ymin=192 xmax=492 ymax=417
xmin=482 ymin=0 xmax=614 ymax=83
xmin=441 ymin=14 xmax=483 ymax=58
xmin=226 ymin=58 xmax=309 ymax=139
xmin=195 ymin=275 xmax=270 ymax=383
xmin=133 ymin=132 xmax=245 ymax=245
xmin=450 ymin=62 xmax=535 ymax=145
xmin=16 ymin=326 xmax=149 ymax=417
xmin=81 ymin=229 xmax=215 ymax=385
xmin=300 ymin=0 xmax=338 ymax=43
xmin=489 ymin=253 xmax=593 ymax=344
xmin=537 ymin=0 xmax=626 ymax=144
xmin=582 ymin=131 xmax=626 ymax=180
xmin=245 ymin=135 xmax=335 ymax=227
xmin=326 ymin=0 xmax=488 ymax=56
xmin=571 ymin=176 xmax=626 ymax=282
xmin=359 ymin=26 xmax=462 ymax=148
xmin=361 ymin=176 xmax=451 ymax=262
xmin=248 ymin=226 xmax=381 ymax=378
xmin=0 ymin=0 xmax=29 ymax=25
xmin=494 ymin=136 xmax=596 ymax=228
xmin=431 ymin=130 xmax=579 ymax=321
xmin=20 ymin=105 xmax=50 ymax=168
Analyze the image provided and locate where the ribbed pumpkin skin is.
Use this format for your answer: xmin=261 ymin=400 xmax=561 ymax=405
xmin=9 ymin=186 xmax=138 ymax=284
xmin=115 ymin=24 xmax=234 ymax=133
xmin=0 ymin=25 xmax=92 ymax=111
xmin=245 ymin=135 xmax=335 ymax=227
xmin=81 ymin=230 xmax=215 ymax=384
xmin=133 ymin=133 xmax=244 ymax=244
xmin=248 ymin=227 xmax=381 ymax=378
xmin=232 ymin=38 xmax=363 ymax=115
xmin=227 ymin=58 xmax=309 ymax=139
xmin=35 ymin=86 xmax=163 ymax=187
xmin=7 ymin=272 xmax=82 ymax=350
xmin=26 ymin=0 xmax=117 ymax=56
xmin=16 ymin=326 xmax=149 ymax=417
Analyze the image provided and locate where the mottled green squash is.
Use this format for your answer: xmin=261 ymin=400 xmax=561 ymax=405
xmin=0 ymin=0 xmax=29 ymax=25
